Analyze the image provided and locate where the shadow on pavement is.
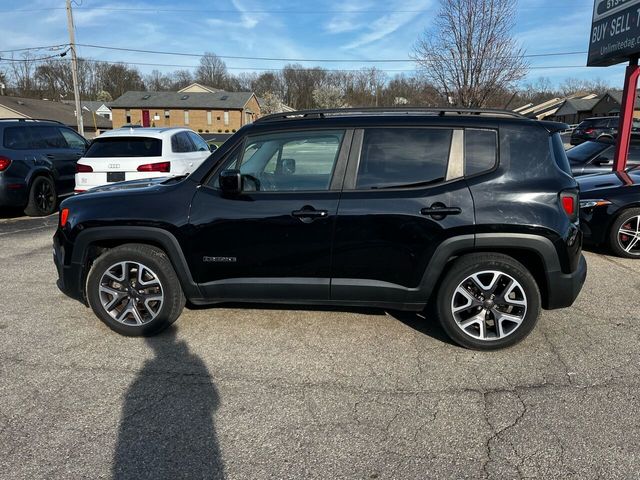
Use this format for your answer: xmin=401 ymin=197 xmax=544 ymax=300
xmin=0 ymin=207 xmax=26 ymax=219
xmin=112 ymin=327 xmax=224 ymax=480
xmin=387 ymin=310 xmax=457 ymax=346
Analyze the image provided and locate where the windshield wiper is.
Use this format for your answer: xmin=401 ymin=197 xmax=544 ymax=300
xmin=371 ymin=177 xmax=445 ymax=190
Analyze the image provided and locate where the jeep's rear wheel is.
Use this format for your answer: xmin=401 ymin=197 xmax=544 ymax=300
xmin=86 ymin=244 xmax=185 ymax=336
xmin=436 ymin=253 xmax=541 ymax=350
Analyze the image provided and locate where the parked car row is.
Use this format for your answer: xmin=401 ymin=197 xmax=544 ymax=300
xmin=569 ymin=115 xmax=640 ymax=145
xmin=0 ymin=119 xmax=212 ymax=215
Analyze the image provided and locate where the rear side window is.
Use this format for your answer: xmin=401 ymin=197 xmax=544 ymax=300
xmin=84 ymin=137 xmax=162 ymax=157
xmin=551 ymin=133 xmax=572 ymax=175
xmin=356 ymin=128 xmax=452 ymax=189
xmin=3 ymin=127 xmax=31 ymax=149
xmin=30 ymin=126 xmax=68 ymax=149
xmin=171 ymin=132 xmax=194 ymax=153
xmin=59 ymin=128 xmax=86 ymax=149
xmin=465 ymin=129 xmax=497 ymax=176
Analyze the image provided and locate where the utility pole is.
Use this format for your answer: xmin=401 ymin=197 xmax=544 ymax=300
xmin=66 ymin=0 xmax=84 ymax=136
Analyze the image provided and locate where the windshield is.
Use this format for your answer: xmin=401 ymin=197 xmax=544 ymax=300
xmin=85 ymin=137 xmax=162 ymax=157
xmin=566 ymin=141 xmax=611 ymax=164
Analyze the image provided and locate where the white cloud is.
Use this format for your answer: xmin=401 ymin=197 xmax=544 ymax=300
xmin=342 ymin=0 xmax=433 ymax=49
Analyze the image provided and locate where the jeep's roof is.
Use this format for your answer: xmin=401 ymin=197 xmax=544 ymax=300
xmin=252 ymin=108 xmax=568 ymax=133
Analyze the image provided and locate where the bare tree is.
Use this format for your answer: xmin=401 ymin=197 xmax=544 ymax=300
xmin=259 ymin=92 xmax=287 ymax=114
xmin=145 ymin=69 xmax=172 ymax=91
xmin=10 ymin=52 xmax=38 ymax=97
xmin=169 ymin=69 xmax=194 ymax=90
xmin=412 ymin=0 xmax=528 ymax=107
xmin=195 ymin=52 xmax=228 ymax=88
xmin=96 ymin=63 xmax=145 ymax=99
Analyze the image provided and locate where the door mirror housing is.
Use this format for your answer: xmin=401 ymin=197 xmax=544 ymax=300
xmin=219 ymin=169 xmax=242 ymax=194
xmin=209 ymin=143 xmax=218 ymax=152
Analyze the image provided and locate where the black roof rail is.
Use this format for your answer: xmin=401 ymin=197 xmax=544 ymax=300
xmin=255 ymin=107 xmax=527 ymax=123
xmin=0 ymin=117 xmax=65 ymax=124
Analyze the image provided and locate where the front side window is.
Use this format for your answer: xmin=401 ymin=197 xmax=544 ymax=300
xmin=465 ymin=129 xmax=497 ymax=176
xmin=187 ymin=131 xmax=210 ymax=152
xmin=221 ymin=130 xmax=345 ymax=192
xmin=84 ymin=137 xmax=162 ymax=157
xmin=59 ymin=128 xmax=86 ymax=149
xmin=356 ymin=128 xmax=452 ymax=189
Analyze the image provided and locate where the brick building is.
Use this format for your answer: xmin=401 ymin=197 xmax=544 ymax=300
xmin=109 ymin=89 xmax=261 ymax=133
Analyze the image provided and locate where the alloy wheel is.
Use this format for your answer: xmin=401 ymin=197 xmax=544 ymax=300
xmin=98 ymin=261 xmax=164 ymax=326
xmin=617 ymin=215 xmax=640 ymax=256
xmin=36 ymin=180 xmax=54 ymax=212
xmin=451 ymin=270 xmax=528 ymax=341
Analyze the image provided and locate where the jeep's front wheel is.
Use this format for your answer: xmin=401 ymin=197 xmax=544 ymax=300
xmin=436 ymin=253 xmax=541 ymax=350
xmin=86 ymin=244 xmax=186 ymax=336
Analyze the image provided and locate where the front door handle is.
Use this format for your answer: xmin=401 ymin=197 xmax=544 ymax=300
xmin=292 ymin=206 xmax=329 ymax=223
xmin=421 ymin=204 xmax=462 ymax=220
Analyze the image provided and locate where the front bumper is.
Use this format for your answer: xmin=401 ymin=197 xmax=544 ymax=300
xmin=544 ymin=254 xmax=587 ymax=310
xmin=53 ymin=230 xmax=86 ymax=303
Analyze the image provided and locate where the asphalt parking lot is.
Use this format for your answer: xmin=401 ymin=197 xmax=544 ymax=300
xmin=1 ymin=214 xmax=639 ymax=479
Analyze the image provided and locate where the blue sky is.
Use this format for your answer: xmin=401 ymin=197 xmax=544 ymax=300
xmin=0 ymin=0 xmax=627 ymax=88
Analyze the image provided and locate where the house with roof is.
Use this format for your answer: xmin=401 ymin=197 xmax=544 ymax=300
xmin=0 ymin=95 xmax=112 ymax=137
xmin=109 ymin=89 xmax=261 ymax=133
xmin=551 ymin=95 xmax=601 ymax=124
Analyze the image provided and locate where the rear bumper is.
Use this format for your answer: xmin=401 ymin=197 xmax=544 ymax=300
xmin=544 ymin=254 xmax=587 ymax=309
xmin=0 ymin=178 xmax=28 ymax=207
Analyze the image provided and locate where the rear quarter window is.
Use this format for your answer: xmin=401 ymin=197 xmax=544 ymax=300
xmin=85 ymin=137 xmax=162 ymax=157
xmin=3 ymin=126 xmax=31 ymax=149
xmin=465 ymin=129 xmax=497 ymax=176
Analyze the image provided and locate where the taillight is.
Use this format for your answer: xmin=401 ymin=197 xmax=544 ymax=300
xmin=60 ymin=208 xmax=69 ymax=227
xmin=76 ymin=163 xmax=93 ymax=173
xmin=584 ymin=128 xmax=595 ymax=136
xmin=0 ymin=156 xmax=11 ymax=171
xmin=560 ymin=191 xmax=578 ymax=221
xmin=137 ymin=161 xmax=170 ymax=172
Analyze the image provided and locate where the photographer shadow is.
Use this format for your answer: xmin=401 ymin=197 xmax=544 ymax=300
xmin=112 ymin=327 xmax=224 ymax=479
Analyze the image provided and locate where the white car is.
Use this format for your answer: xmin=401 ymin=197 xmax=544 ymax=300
xmin=75 ymin=127 xmax=212 ymax=191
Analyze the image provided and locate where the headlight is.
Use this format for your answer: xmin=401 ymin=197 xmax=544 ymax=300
xmin=579 ymin=199 xmax=611 ymax=209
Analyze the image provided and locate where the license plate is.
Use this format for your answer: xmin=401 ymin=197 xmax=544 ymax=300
xmin=107 ymin=172 xmax=125 ymax=182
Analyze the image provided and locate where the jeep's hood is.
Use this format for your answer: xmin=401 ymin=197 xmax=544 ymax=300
xmin=83 ymin=176 xmax=177 ymax=193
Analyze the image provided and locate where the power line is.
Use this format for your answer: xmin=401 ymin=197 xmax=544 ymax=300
xmin=0 ymin=44 xmax=68 ymax=53
xmin=0 ymin=56 xmax=602 ymax=73
xmin=0 ymin=49 xmax=70 ymax=62
xmin=76 ymin=43 xmax=588 ymax=63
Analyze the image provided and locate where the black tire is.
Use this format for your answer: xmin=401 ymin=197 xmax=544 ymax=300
xmin=86 ymin=244 xmax=186 ymax=336
xmin=608 ymin=208 xmax=640 ymax=258
xmin=435 ymin=253 xmax=541 ymax=350
xmin=24 ymin=176 xmax=57 ymax=216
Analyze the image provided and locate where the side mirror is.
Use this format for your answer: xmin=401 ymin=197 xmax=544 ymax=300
xmin=219 ymin=169 xmax=242 ymax=194
xmin=209 ymin=143 xmax=218 ymax=152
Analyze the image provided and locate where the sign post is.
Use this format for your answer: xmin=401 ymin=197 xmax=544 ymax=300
xmin=588 ymin=0 xmax=640 ymax=171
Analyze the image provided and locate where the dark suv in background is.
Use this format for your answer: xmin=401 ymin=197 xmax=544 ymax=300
xmin=54 ymin=108 xmax=587 ymax=350
xmin=0 ymin=118 xmax=88 ymax=216
xmin=570 ymin=116 xmax=640 ymax=146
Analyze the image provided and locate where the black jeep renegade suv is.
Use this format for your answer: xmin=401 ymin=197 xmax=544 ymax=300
xmin=53 ymin=108 xmax=587 ymax=350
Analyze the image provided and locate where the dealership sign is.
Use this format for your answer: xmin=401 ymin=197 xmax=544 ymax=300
xmin=588 ymin=0 xmax=640 ymax=66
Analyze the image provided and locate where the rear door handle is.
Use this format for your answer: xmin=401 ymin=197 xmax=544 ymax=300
xmin=46 ymin=154 xmax=56 ymax=159
xmin=292 ymin=207 xmax=329 ymax=223
xmin=421 ymin=205 xmax=462 ymax=219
